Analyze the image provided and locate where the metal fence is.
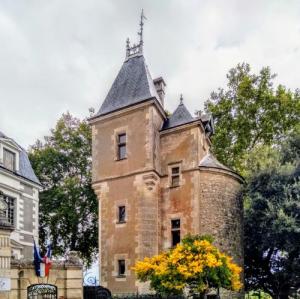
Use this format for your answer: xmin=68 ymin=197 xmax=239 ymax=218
xmin=84 ymin=286 xmax=112 ymax=299
xmin=83 ymin=291 xmax=221 ymax=299
xmin=27 ymin=284 xmax=57 ymax=299
xmin=112 ymin=294 xmax=219 ymax=299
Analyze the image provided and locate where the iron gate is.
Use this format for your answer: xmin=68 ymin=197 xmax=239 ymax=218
xmin=83 ymin=286 xmax=112 ymax=299
xmin=27 ymin=284 xmax=57 ymax=299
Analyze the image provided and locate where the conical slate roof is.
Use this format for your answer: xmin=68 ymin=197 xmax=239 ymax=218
xmin=199 ymin=153 xmax=231 ymax=171
xmin=162 ymin=100 xmax=194 ymax=130
xmin=96 ymin=55 xmax=160 ymax=116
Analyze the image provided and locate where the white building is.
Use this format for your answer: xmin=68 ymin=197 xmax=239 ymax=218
xmin=0 ymin=131 xmax=41 ymax=259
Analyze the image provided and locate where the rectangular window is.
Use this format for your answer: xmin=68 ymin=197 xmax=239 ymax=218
xmin=171 ymin=219 xmax=180 ymax=247
xmin=6 ymin=196 xmax=14 ymax=225
xmin=2 ymin=195 xmax=14 ymax=226
xmin=3 ymin=149 xmax=15 ymax=171
xmin=171 ymin=167 xmax=180 ymax=187
xmin=117 ymin=133 xmax=127 ymax=160
xmin=118 ymin=206 xmax=126 ymax=223
xmin=118 ymin=259 xmax=126 ymax=276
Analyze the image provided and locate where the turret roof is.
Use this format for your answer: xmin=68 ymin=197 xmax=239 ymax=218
xmin=162 ymin=98 xmax=194 ymax=130
xmin=96 ymin=54 xmax=160 ymax=117
xmin=199 ymin=153 xmax=231 ymax=171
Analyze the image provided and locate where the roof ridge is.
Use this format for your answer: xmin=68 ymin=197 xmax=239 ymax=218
xmin=143 ymin=59 xmax=160 ymax=101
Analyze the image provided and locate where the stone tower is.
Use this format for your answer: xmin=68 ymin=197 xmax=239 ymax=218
xmin=90 ymin=15 xmax=243 ymax=297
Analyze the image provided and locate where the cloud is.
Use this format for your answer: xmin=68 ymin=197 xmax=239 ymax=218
xmin=0 ymin=0 xmax=299 ymax=147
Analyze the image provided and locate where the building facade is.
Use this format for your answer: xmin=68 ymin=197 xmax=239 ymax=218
xmin=90 ymin=20 xmax=243 ymax=297
xmin=0 ymin=131 xmax=41 ymax=259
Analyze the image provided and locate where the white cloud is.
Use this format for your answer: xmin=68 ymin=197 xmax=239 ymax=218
xmin=0 ymin=0 xmax=299 ymax=147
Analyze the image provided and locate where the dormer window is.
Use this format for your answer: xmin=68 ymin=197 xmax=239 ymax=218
xmin=3 ymin=149 xmax=16 ymax=171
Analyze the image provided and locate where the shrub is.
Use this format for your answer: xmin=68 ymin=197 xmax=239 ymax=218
xmin=133 ymin=235 xmax=242 ymax=296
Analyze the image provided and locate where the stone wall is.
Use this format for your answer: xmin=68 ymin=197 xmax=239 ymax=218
xmin=199 ymin=168 xmax=244 ymax=299
xmin=0 ymin=228 xmax=13 ymax=299
xmin=159 ymin=125 xmax=208 ymax=250
xmin=92 ymin=103 xmax=163 ymax=182
xmin=92 ymin=102 xmax=164 ymax=294
xmin=91 ymin=101 xmax=244 ymax=295
xmin=9 ymin=254 xmax=83 ymax=299
xmin=0 ymin=174 xmax=39 ymax=260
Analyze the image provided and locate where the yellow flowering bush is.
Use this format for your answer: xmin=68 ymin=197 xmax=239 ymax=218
xmin=133 ymin=235 xmax=242 ymax=296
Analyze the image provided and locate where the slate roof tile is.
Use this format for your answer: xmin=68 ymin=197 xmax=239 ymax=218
xmin=162 ymin=101 xmax=194 ymax=130
xmin=199 ymin=153 xmax=231 ymax=171
xmin=96 ymin=55 xmax=160 ymax=116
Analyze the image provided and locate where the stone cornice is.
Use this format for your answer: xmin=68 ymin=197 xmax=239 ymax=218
xmin=89 ymin=98 xmax=166 ymax=125
xmin=94 ymin=167 xmax=199 ymax=184
xmin=0 ymin=181 xmax=23 ymax=195
xmin=11 ymin=259 xmax=82 ymax=269
xmin=199 ymin=166 xmax=244 ymax=184
xmin=159 ymin=117 xmax=212 ymax=146
xmin=11 ymin=252 xmax=83 ymax=269
xmin=92 ymin=168 xmax=161 ymax=186
xmin=0 ymin=167 xmax=42 ymax=190
xmin=93 ymin=165 xmax=243 ymax=185
xmin=160 ymin=120 xmax=201 ymax=135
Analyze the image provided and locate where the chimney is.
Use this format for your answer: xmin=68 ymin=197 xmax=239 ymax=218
xmin=153 ymin=77 xmax=166 ymax=107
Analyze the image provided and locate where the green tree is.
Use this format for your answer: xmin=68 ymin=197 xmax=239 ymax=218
xmin=244 ymin=133 xmax=300 ymax=298
xmin=29 ymin=112 xmax=98 ymax=265
xmin=205 ymin=63 xmax=300 ymax=175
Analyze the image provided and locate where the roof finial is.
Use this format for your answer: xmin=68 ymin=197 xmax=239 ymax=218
xmin=126 ymin=38 xmax=130 ymax=57
xmin=180 ymin=94 xmax=184 ymax=105
xmin=125 ymin=10 xmax=147 ymax=60
xmin=138 ymin=9 xmax=147 ymax=52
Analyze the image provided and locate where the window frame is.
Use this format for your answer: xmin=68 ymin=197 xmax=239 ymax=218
xmin=6 ymin=196 xmax=15 ymax=226
xmin=1 ymin=194 xmax=15 ymax=226
xmin=171 ymin=219 xmax=181 ymax=247
xmin=117 ymin=133 xmax=127 ymax=160
xmin=3 ymin=148 xmax=16 ymax=172
xmin=118 ymin=205 xmax=126 ymax=223
xmin=118 ymin=259 xmax=126 ymax=277
xmin=170 ymin=166 xmax=180 ymax=188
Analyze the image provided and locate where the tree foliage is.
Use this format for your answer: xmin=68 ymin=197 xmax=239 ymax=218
xmin=133 ymin=235 xmax=242 ymax=296
xmin=205 ymin=63 xmax=300 ymax=175
xmin=206 ymin=63 xmax=300 ymax=297
xmin=244 ymin=133 xmax=300 ymax=298
xmin=29 ymin=112 xmax=98 ymax=265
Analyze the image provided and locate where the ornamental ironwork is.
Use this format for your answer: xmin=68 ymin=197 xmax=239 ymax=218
xmin=27 ymin=284 xmax=57 ymax=299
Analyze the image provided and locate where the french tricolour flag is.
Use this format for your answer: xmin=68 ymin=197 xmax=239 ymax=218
xmin=33 ymin=240 xmax=52 ymax=277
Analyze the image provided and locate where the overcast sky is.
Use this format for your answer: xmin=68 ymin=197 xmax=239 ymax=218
xmin=1 ymin=0 xmax=300 ymax=148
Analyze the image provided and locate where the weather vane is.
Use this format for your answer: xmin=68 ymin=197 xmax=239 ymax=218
xmin=126 ymin=9 xmax=147 ymax=59
xmin=180 ymin=94 xmax=184 ymax=104
xmin=138 ymin=9 xmax=147 ymax=46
